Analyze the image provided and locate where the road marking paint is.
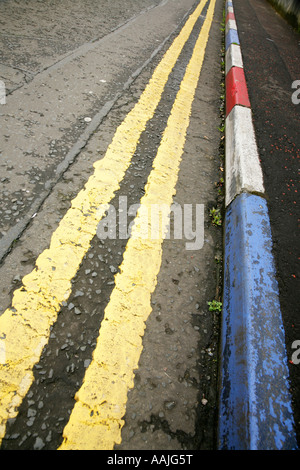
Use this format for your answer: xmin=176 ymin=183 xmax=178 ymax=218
xmin=59 ymin=0 xmax=216 ymax=450
xmin=0 ymin=0 xmax=208 ymax=445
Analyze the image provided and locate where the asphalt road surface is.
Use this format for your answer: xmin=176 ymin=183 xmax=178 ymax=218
xmin=0 ymin=0 xmax=224 ymax=450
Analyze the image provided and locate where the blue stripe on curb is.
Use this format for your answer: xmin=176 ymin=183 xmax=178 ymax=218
xmin=225 ymin=29 xmax=239 ymax=51
xmin=218 ymin=193 xmax=298 ymax=450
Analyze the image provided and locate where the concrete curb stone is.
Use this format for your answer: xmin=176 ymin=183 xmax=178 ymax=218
xmin=218 ymin=0 xmax=298 ymax=450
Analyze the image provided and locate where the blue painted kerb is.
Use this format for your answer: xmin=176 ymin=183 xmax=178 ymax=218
xmin=218 ymin=193 xmax=297 ymax=450
xmin=225 ymin=29 xmax=239 ymax=51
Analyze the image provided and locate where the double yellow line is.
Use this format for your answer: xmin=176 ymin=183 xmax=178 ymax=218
xmin=0 ymin=0 xmax=216 ymax=449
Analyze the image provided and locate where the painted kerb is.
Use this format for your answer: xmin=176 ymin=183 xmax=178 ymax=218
xmin=218 ymin=0 xmax=298 ymax=450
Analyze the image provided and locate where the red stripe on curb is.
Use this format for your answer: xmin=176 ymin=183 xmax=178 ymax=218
xmin=226 ymin=12 xmax=235 ymax=23
xmin=226 ymin=66 xmax=251 ymax=116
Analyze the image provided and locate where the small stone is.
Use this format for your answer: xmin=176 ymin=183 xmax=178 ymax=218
xmin=75 ymin=290 xmax=84 ymax=297
xmin=26 ymin=417 xmax=35 ymax=426
xmin=164 ymin=400 xmax=176 ymax=411
xmin=33 ymin=437 xmax=45 ymax=450
xmin=27 ymin=408 xmax=36 ymax=418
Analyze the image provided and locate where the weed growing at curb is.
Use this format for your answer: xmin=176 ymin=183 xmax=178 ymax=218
xmin=207 ymin=300 xmax=223 ymax=313
xmin=208 ymin=2 xmax=226 ymax=314
xmin=215 ymin=6 xmax=225 ymax=217
xmin=209 ymin=207 xmax=222 ymax=226
xmin=209 ymin=5 xmax=225 ymax=229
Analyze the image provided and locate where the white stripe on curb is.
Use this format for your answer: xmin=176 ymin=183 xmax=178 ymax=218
xmin=225 ymin=105 xmax=265 ymax=207
xmin=225 ymin=18 xmax=237 ymax=35
xmin=225 ymin=43 xmax=243 ymax=75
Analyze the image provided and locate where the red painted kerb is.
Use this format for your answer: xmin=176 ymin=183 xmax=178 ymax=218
xmin=226 ymin=66 xmax=251 ymax=116
xmin=226 ymin=12 xmax=235 ymax=23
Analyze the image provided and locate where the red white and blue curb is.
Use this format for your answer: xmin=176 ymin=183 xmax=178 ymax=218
xmin=218 ymin=0 xmax=298 ymax=450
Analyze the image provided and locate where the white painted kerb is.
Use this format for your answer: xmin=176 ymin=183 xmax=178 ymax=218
xmin=225 ymin=105 xmax=265 ymax=207
xmin=225 ymin=18 xmax=237 ymax=35
xmin=225 ymin=43 xmax=243 ymax=75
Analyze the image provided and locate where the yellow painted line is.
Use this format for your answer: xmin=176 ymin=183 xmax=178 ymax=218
xmin=59 ymin=0 xmax=216 ymax=450
xmin=0 ymin=0 xmax=208 ymax=446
